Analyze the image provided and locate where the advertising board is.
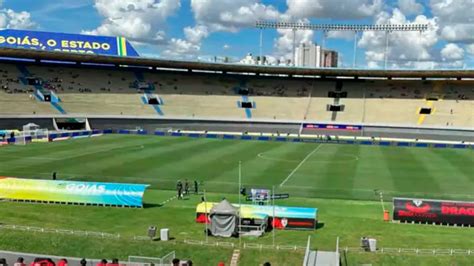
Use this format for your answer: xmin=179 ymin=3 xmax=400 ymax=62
xmin=393 ymin=197 xmax=474 ymax=225
xmin=0 ymin=29 xmax=139 ymax=57
xmin=0 ymin=177 xmax=149 ymax=207
xmin=302 ymin=123 xmax=362 ymax=131
xmin=196 ymin=202 xmax=317 ymax=229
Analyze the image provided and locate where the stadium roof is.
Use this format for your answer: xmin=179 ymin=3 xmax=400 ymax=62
xmin=1 ymin=48 xmax=473 ymax=79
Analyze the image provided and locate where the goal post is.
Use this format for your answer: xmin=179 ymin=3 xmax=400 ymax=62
xmin=22 ymin=128 xmax=49 ymax=143
xmin=22 ymin=128 xmax=49 ymax=142
xmin=12 ymin=134 xmax=27 ymax=145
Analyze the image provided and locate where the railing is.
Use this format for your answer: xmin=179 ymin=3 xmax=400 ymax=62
xmin=0 ymin=224 xmax=120 ymax=239
xmin=183 ymin=239 xmax=306 ymax=251
xmin=343 ymin=247 xmax=473 ymax=256
xmin=128 ymin=252 xmax=176 ymax=266
xmin=302 ymin=236 xmax=311 ymax=266
xmin=238 ymin=223 xmax=267 ymax=235
xmin=2 ymin=224 xmax=472 ymax=256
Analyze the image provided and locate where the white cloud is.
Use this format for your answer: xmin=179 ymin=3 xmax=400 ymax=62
xmin=367 ymin=61 xmax=380 ymax=68
xmin=410 ymin=61 xmax=439 ymax=69
xmin=0 ymin=9 xmax=36 ymax=29
xmin=445 ymin=60 xmax=464 ymax=68
xmin=467 ymin=44 xmax=474 ymax=55
xmin=274 ymin=19 xmax=314 ymax=61
xmin=286 ymin=0 xmax=383 ymax=19
xmin=184 ymin=25 xmax=209 ymax=44
xmin=223 ymin=44 xmax=231 ymax=50
xmin=441 ymin=43 xmax=464 ymax=60
xmin=0 ymin=0 xmax=36 ymax=30
xmin=84 ymin=0 xmax=180 ymax=44
xmin=398 ymin=0 xmax=424 ymax=15
xmin=440 ymin=24 xmax=474 ymax=42
xmin=162 ymin=38 xmax=200 ymax=59
xmin=430 ymin=0 xmax=474 ymax=42
xmin=163 ymin=25 xmax=208 ymax=59
xmin=174 ymin=0 xmax=283 ymax=59
xmin=358 ymin=9 xmax=439 ymax=67
xmin=327 ymin=31 xmax=355 ymax=41
xmin=430 ymin=0 xmax=472 ymax=23
xmin=190 ymin=0 xmax=281 ymax=32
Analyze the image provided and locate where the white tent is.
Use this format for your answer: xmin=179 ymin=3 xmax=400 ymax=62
xmin=209 ymin=199 xmax=239 ymax=237
xmin=22 ymin=123 xmax=40 ymax=132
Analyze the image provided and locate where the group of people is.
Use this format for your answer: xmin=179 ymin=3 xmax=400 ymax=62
xmin=172 ymin=258 xmax=192 ymax=266
xmin=2 ymin=257 xmax=121 ymax=266
xmin=176 ymin=180 xmax=199 ymax=199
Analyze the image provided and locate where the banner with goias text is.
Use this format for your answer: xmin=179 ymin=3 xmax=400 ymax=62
xmin=0 ymin=177 xmax=149 ymax=207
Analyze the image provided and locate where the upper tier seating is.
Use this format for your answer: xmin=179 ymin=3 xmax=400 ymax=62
xmin=0 ymin=62 xmax=472 ymax=128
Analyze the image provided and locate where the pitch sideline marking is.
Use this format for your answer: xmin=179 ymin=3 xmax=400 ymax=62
xmin=279 ymin=144 xmax=324 ymax=187
xmin=159 ymin=195 xmax=178 ymax=206
xmin=257 ymin=152 xmax=359 ymax=163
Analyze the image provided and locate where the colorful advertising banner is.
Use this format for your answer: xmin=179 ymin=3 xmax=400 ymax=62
xmin=196 ymin=202 xmax=317 ymax=230
xmin=0 ymin=177 xmax=149 ymax=207
xmin=393 ymin=197 xmax=474 ymax=226
xmin=0 ymin=29 xmax=139 ymax=57
xmin=303 ymin=123 xmax=362 ymax=131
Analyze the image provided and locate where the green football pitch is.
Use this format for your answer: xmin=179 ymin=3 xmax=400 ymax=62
xmin=0 ymin=135 xmax=473 ymax=265
xmin=0 ymin=134 xmax=473 ymax=200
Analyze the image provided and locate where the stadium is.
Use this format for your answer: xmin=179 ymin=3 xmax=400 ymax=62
xmin=0 ymin=3 xmax=473 ymax=266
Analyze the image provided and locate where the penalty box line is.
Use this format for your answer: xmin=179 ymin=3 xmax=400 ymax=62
xmin=279 ymin=144 xmax=324 ymax=187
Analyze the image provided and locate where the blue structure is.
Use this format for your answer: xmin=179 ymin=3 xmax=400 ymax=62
xmin=0 ymin=29 xmax=139 ymax=57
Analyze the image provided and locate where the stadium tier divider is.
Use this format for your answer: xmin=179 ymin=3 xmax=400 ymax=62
xmin=105 ymin=128 xmax=474 ymax=149
xmin=6 ymin=127 xmax=469 ymax=149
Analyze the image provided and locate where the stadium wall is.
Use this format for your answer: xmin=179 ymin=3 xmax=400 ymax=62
xmin=0 ymin=117 xmax=472 ymax=142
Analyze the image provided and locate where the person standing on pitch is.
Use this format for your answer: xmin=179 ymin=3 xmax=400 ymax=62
xmin=177 ymin=180 xmax=183 ymax=199
xmin=184 ymin=179 xmax=190 ymax=196
xmin=52 ymin=171 xmax=57 ymax=180
xmin=194 ymin=180 xmax=199 ymax=194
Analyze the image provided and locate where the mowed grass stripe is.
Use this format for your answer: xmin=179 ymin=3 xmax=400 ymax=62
xmin=72 ymin=137 xmax=226 ymax=185
xmin=70 ymin=136 xmax=203 ymax=182
xmin=0 ymin=136 xmax=194 ymax=181
xmin=197 ymin=141 xmax=286 ymax=183
xmin=421 ymin=149 xmax=474 ymax=199
xmin=0 ymin=135 xmax=166 ymax=175
xmin=134 ymin=138 xmax=267 ymax=189
xmin=380 ymin=146 xmax=441 ymax=197
xmin=279 ymin=144 xmax=323 ymax=187
xmin=148 ymin=138 xmax=259 ymax=177
xmin=100 ymin=138 xmax=231 ymax=175
xmin=326 ymin=144 xmax=360 ymax=195
xmin=431 ymin=148 xmax=474 ymax=182
xmin=275 ymin=144 xmax=337 ymax=198
xmin=205 ymin=141 xmax=297 ymax=191
xmin=1 ymin=135 xmax=472 ymax=201
xmin=352 ymin=146 xmax=396 ymax=197
xmin=244 ymin=142 xmax=321 ymax=187
xmin=300 ymin=144 xmax=361 ymax=198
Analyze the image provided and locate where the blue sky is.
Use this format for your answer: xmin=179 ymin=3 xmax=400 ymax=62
xmin=1 ymin=0 xmax=473 ymax=69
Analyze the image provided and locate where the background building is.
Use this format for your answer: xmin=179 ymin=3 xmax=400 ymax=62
xmin=239 ymin=53 xmax=270 ymax=65
xmin=296 ymin=43 xmax=338 ymax=68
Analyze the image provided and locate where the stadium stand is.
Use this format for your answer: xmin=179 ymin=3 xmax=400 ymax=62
xmin=0 ymin=61 xmax=473 ymax=129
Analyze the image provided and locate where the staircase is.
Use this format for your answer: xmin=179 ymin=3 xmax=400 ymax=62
xmin=17 ymin=65 xmax=67 ymax=114
xmin=313 ymin=251 xmax=340 ymax=266
xmin=303 ymin=236 xmax=340 ymax=266
xmin=230 ymin=249 xmax=240 ymax=266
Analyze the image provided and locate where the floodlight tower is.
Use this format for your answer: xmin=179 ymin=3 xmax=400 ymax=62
xmin=256 ymin=21 xmax=428 ymax=68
